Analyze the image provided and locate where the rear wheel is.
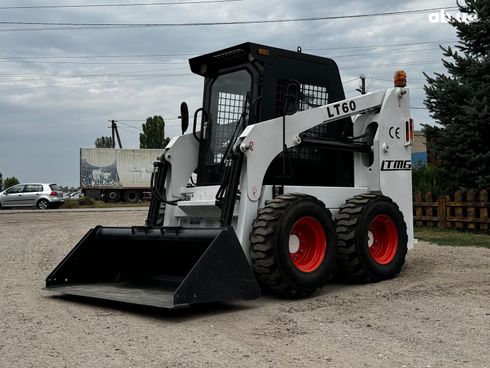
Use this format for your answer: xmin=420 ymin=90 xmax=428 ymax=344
xmin=37 ymin=199 xmax=49 ymax=210
xmin=105 ymin=190 xmax=121 ymax=203
xmin=123 ymin=190 xmax=141 ymax=203
xmin=335 ymin=194 xmax=408 ymax=282
xmin=250 ymin=193 xmax=337 ymax=296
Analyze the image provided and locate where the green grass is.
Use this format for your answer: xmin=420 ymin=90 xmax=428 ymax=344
xmin=415 ymin=227 xmax=490 ymax=249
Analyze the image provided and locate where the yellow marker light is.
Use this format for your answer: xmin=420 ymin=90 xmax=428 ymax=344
xmin=394 ymin=70 xmax=407 ymax=87
xmin=257 ymin=48 xmax=270 ymax=56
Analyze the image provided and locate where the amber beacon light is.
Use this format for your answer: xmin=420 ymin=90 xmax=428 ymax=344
xmin=394 ymin=70 xmax=407 ymax=87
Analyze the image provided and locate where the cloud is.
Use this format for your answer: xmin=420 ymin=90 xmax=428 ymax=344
xmin=0 ymin=0 xmax=457 ymax=185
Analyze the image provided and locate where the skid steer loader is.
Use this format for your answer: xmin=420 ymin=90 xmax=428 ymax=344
xmin=46 ymin=43 xmax=414 ymax=309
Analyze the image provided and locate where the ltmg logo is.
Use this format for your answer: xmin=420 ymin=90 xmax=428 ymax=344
xmin=381 ymin=160 xmax=412 ymax=171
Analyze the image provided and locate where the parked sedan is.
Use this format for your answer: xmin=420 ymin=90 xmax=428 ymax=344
xmin=0 ymin=183 xmax=64 ymax=209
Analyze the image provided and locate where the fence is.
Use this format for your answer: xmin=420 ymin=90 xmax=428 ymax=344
xmin=413 ymin=190 xmax=489 ymax=232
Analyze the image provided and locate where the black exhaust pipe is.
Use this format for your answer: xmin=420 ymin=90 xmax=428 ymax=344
xmin=46 ymin=226 xmax=260 ymax=309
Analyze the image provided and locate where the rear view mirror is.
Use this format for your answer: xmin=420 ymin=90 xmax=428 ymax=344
xmin=179 ymin=102 xmax=189 ymax=135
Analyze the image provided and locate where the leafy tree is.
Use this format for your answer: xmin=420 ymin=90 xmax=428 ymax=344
xmin=0 ymin=172 xmax=3 ymax=191
xmin=139 ymin=115 xmax=170 ymax=149
xmin=3 ymin=177 xmax=19 ymax=189
xmin=424 ymin=0 xmax=490 ymax=190
xmin=95 ymin=136 xmax=113 ymax=148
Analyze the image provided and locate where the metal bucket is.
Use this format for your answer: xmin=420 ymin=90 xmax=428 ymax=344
xmin=46 ymin=226 xmax=260 ymax=308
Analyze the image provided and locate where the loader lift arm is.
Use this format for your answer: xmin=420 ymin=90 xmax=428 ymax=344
xmin=235 ymin=90 xmax=385 ymax=203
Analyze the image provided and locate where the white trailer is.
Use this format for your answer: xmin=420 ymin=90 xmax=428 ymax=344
xmin=80 ymin=148 xmax=161 ymax=202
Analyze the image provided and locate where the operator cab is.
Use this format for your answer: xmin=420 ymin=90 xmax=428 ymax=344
xmin=189 ymin=42 xmax=354 ymax=188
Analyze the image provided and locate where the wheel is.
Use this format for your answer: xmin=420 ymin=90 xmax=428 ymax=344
xmin=123 ymin=190 xmax=141 ymax=203
xmin=37 ymin=199 xmax=50 ymax=210
xmin=105 ymin=190 xmax=121 ymax=203
xmin=335 ymin=194 xmax=408 ymax=282
xmin=250 ymin=193 xmax=337 ymax=296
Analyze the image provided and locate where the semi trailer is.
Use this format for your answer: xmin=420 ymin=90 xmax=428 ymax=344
xmin=80 ymin=148 xmax=162 ymax=202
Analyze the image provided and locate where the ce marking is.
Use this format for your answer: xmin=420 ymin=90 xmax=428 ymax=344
xmin=389 ymin=126 xmax=400 ymax=139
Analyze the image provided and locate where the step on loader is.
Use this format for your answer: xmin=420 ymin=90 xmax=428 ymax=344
xmin=46 ymin=43 xmax=414 ymax=309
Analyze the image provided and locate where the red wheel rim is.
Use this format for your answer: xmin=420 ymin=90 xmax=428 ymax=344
xmin=288 ymin=216 xmax=327 ymax=273
xmin=368 ymin=214 xmax=398 ymax=265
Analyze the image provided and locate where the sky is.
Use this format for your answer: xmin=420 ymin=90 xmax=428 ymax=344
xmin=0 ymin=0 xmax=460 ymax=187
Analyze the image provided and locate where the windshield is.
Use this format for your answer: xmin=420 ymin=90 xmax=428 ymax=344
xmin=206 ymin=69 xmax=252 ymax=164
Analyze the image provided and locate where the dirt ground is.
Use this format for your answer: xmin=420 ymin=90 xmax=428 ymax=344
xmin=0 ymin=209 xmax=488 ymax=368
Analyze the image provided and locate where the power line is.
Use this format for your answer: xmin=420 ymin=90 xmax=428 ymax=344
xmin=0 ymin=6 xmax=459 ymax=32
xmin=0 ymin=73 xmax=188 ymax=93
xmin=0 ymin=68 xmax=188 ymax=77
xmin=0 ymin=53 xmax=194 ymax=60
xmin=0 ymin=0 xmax=242 ymax=10
xmin=0 ymin=39 xmax=456 ymax=60
xmin=0 ymin=60 xmax=184 ymax=65
xmin=0 ymin=44 xmax=449 ymax=67
xmin=342 ymin=78 xmax=359 ymax=85
xmin=117 ymin=121 xmax=142 ymax=130
xmin=305 ymin=39 xmax=457 ymax=52
xmin=341 ymin=59 xmax=444 ymax=70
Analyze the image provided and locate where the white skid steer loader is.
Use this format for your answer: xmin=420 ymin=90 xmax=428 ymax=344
xmin=46 ymin=43 xmax=414 ymax=309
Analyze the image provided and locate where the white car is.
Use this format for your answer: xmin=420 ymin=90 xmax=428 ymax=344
xmin=0 ymin=183 xmax=64 ymax=210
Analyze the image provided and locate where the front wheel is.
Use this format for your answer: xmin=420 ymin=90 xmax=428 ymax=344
xmin=250 ymin=193 xmax=337 ymax=296
xmin=335 ymin=194 xmax=408 ymax=282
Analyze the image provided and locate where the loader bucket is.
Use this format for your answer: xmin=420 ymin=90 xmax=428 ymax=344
xmin=46 ymin=226 xmax=260 ymax=309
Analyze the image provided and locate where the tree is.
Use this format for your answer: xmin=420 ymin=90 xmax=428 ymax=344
xmin=0 ymin=172 xmax=3 ymax=191
xmin=423 ymin=0 xmax=490 ymax=191
xmin=95 ymin=136 xmax=113 ymax=148
xmin=3 ymin=177 xmax=19 ymax=189
xmin=139 ymin=115 xmax=170 ymax=149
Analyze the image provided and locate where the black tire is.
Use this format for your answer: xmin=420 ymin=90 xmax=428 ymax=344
xmin=105 ymin=190 xmax=121 ymax=203
xmin=123 ymin=190 xmax=141 ymax=203
xmin=37 ymin=198 xmax=50 ymax=210
xmin=250 ymin=193 xmax=337 ymax=296
xmin=335 ymin=194 xmax=408 ymax=283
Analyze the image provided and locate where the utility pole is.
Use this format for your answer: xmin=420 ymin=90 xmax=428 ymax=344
xmin=109 ymin=120 xmax=123 ymax=148
xmin=356 ymin=75 xmax=366 ymax=95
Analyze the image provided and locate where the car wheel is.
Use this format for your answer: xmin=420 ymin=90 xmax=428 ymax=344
xmin=37 ymin=199 xmax=50 ymax=210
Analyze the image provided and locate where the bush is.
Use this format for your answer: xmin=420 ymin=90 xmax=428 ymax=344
xmin=412 ymin=165 xmax=448 ymax=197
xmin=78 ymin=196 xmax=96 ymax=206
xmin=61 ymin=199 xmax=80 ymax=208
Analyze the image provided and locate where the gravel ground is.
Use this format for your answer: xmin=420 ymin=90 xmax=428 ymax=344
xmin=0 ymin=210 xmax=489 ymax=368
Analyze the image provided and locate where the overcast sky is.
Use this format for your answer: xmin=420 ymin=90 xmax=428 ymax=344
xmin=0 ymin=0 xmax=459 ymax=187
